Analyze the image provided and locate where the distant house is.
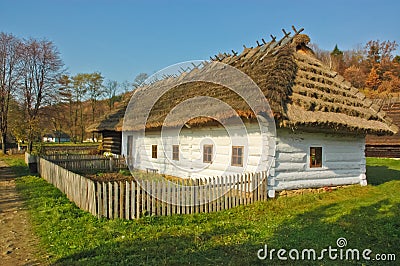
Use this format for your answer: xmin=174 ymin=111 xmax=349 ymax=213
xmin=366 ymin=98 xmax=400 ymax=158
xmin=88 ymin=29 xmax=397 ymax=196
xmin=43 ymin=131 xmax=71 ymax=143
xmin=86 ymin=101 xmax=128 ymax=155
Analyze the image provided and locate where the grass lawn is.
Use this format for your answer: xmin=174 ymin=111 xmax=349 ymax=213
xmin=4 ymin=154 xmax=400 ymax=265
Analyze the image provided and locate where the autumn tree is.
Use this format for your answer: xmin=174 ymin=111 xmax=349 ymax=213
xmin=365 ymin=67 xmax=381 ymax=90
xmin=314 ymin=39 xmax=399 ymax=98
xmin=0 ymin=33 xmax=22 ymax=153
xmin=343 ymin=65 xmax=366 ymax=88
xmin=20 ymin=38 xmax=64 ymax=152
xmin=364 ymin=40 xmax=398 ymax=71
xmin=393 ymin=55 xmax=400 ymax=64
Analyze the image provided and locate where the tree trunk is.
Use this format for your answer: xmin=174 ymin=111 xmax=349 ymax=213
xmin=80 ymin=125 xmax=84 ymax=143
xmin=1 ymin=133 xmax=6 ymax=154
xmin=28 ymin=140 xmax=33 ymax=153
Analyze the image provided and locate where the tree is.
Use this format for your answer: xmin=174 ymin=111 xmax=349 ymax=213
xmin=330 ymin=45 xmax=345 ymax=73
xmin=133 ymin=72 xmax=148 ymax=88
xmin=120 ymin=80 xmax=132 ymax=93
xmin=365 ymin=67 xmax=381 ymax=90
xmin=364 ymin=40 xmax=398 ymax=70
xmin=86 ymin=72 xmax=104 ymax=123
xmin=393 ymin=55 xmax=400 ymax=64
xmin=8 ymin=97 xmax=27 ymax=149
xmin=20 ymin=38 xmax=64 ymax=152
xmin=0 ymin=33 xmax=22 ymax=153
xmin=72 ymin=73 xmax=88 ymax=142
xmin=309 ymin=43 xmax=331 ymax=66
xmin=58 ymin=74 xmax=74 ymax=141
xmin=71 ymin=72 xmax=104 ymax=142
xmin=105 ymin=79 xmax=119 ymax=110
xmin=343 ymin=65 xmax=366 ymax=89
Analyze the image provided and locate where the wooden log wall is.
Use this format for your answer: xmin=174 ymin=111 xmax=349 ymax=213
xmin=101 ymin=131 xmax=122 ymax=154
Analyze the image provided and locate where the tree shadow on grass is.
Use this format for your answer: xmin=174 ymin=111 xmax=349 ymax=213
xmin=52 ymin=221 xmax=259 ymax=266
xmin=366 ymin=165 xmax=400 ymax=186
xmin=261 ymin=199 xmax=400 ymax=265
xmin=52 ymin=198 xmax=400 ymax=266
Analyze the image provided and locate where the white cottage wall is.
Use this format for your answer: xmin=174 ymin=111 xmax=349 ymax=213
xmin=271 ymin=128 xmax=366 ymax=192
xmin=122 ymin=123 xmax=272 ymax=178
xmin=122 ymin=126 xmax=367 ymax=194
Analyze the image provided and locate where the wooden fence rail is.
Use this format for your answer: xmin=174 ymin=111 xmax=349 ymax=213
xmin=37 ymin=157 xmax=268 ymax=219
xmin=42 ymin=145 xmax=99 ymax=155
xmin=43 ymin=154 xmax=127 ymax=172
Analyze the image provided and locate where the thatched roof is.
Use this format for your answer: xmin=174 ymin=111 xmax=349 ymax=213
xmin=366 ymin=97 xmax=400 ymax=144
xmin=86 ymin=93 xmax=132 ymax=133
xmin=88 ymin=29 xmax=397 ymax=136
xmin=43 ymin=130 xmax=70 ymax=139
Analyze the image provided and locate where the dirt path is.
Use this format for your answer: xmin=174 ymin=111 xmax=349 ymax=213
xmin=0 ymin=159 xmax=46 ymax=265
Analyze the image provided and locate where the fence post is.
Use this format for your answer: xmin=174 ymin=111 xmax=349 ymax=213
xmin=109 ymin=157 xmax=114 ymax=172
xmin=136 ymin=182 xmax=141 ymax=219
xmin=131 ymin=181 xmax=136 ymax=219
xmin=151 ymin=181 xmax=156 ymax=216
xmin=119 ymin=181 xmax=124 ymax=219
xmin=108 ymin=182 xmax=113 ymax=219
xmin=125 ymin=181 xmax=130 ymax=219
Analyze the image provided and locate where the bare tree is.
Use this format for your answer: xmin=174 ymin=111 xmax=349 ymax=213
xmin=58 ymin=74 xmax=74 ymax=141
xmin=20 ymin=38 xmax=64 ymax=152
xmin=133 ymin=72 xmax=148 ymax=88
xmin=0 ymin=33 xmax=22 ymax=153
xmin=72 ymin=73 xmax=87 ymax=142
xmin=120 ymin=80 xmax=133 ymax=93
xmin=71 ymin=72 xmax=104 ymax=142
xmin=87 ymin=72 xmax=104 ymax=141
xmin=105 ymin=79 xmax=119 ymax=110
xmin=309 ymin=43 xmax=330 ymax=67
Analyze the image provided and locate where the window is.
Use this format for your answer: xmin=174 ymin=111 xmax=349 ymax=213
xmin=152 ymin=145 xmax=157 ymax=159
xmin=203 ymin=145 xmax=213 ymax=163
xmin=231 ymin=146 xmax=244 ymax=167
xmin=310 ymin=147 xmax=322 ymax=168
xmin=172 ymin=145 xmax=179 ymax=161
xmin=127 ymin=136 xmax=133 ymax=156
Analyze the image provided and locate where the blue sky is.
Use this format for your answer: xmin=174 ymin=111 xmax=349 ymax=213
xmin=1 ymin=0 xmax=399 ymax=84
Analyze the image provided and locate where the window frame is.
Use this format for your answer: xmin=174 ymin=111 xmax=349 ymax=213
xmin=127 ymin=135 xmax=133 ymax=156
xmin=231 ymin=146 xmax=244 ymax=167
xmin=309 ymin=146 xmax=323 ymax=168
xmin=172 ymin=145 xmax=179 ymax=161
xmin=203 ymin=144 xmax=213 ymax=163
xmin=151 ymin=144 xmax=158 ymax=159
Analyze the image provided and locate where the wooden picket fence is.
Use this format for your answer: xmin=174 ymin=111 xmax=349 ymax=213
xmin=37 ymin=157 xmax=269 ymax=219
xmin=42 ymin=145 xmax=98 ymax=155
xmin=38 ymin=157 xmax=97 ymax=215
xmin=43 ymin=154 xmax=127 ymax=172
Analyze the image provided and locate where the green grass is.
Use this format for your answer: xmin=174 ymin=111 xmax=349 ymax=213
xmin=1 ymin=154 xmax=30 ymax=177
xmin=8 ymin=157 xmax=400 ymax=265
